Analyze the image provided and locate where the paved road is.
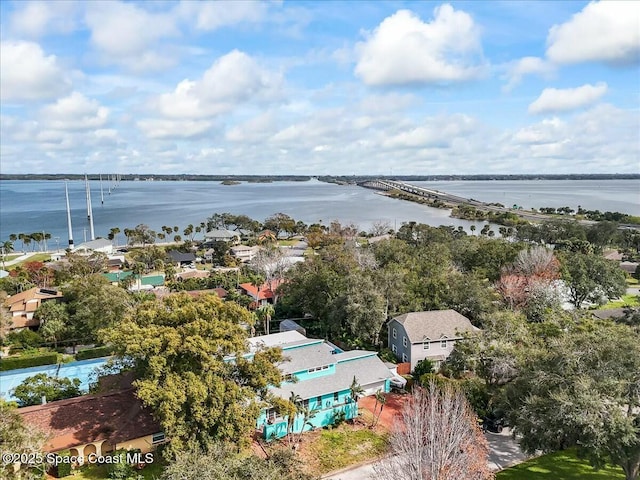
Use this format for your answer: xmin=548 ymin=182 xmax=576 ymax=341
xmin=323 ymin=429 xmax=529 ymax=480
xmin=2 ymin=252 xmax=39 ymax=267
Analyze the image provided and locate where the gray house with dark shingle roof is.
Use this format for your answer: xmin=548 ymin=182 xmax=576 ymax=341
xmin=387 ymin=310 xmax=480 ymax=370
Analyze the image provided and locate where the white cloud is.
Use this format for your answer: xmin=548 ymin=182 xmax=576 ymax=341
xmin=514 ymin=118 xmax=565 ymax=144
xmin=84 ymin=1 xmax=179 ymax=72
xmin=382 ymin=114 xmax=477 ymax=149
xmin=546 ymin=1 xmax=640 ymax=65
xmin=503 ymin=57 xmax=554 ymax=91
xmin=9 ymin=0 xmax=79 ymax=37
xmin=528 ymin=83 xmax=608 ymax=114
xmin=355 ymin=6 xmax=484 ymax=86
xmin=40 ymin=92 xmax=109 ymax=130
xmin=137 ymin=119 xmax=214 ymax=140
xmin=0 ymin=41 xmax=72 ymax=102
xmin=225 ymin=112 xmax=278 ymax=143
xmin=512 ymin=104 xmax=639 ymax=168
xmin=176 ymin=0 xmax=269 ymax=30
xmin=148 ymin=50 xmax=283 ymax=120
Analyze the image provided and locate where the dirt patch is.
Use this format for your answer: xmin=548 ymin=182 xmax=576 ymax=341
xmin=358 ymin=392 xmax=408 ymax=431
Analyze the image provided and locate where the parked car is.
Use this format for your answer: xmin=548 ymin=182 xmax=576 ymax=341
xmin=482 ymin=415 xmax=506 ymax=433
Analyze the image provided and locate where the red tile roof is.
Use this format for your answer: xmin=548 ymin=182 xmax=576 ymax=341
xmin=238 ymin=279 xmax=284 ymax=301
xmin=18 ymin=389 xmax=161 ymax=452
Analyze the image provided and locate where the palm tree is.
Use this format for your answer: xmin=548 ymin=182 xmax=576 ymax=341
xmin=22 ymin=234 xmax=32 ymax=251
xmin=2 ymin=240 xmax=14 ymax=254
xmin=108 ymin=227 xmax=121 ymax=245
xmin=288 ymin=392 xmax=302 ymax=441
xmin=1 ymin=240 xmax=13 ymax=269
xmin=43 ymin=232 xmax=51 ymax=250
xmin=349 ymin=376 xmax=364 ymax=423
xmin=470 ymin=225 xmax=476 ymax=236
xmin=256 ymin=304 xmax=275 ymax=335
xmin=296 ymin=405 xmax=318 ymax=447
xmin=371 ymin=390 xmax=387 ymax=428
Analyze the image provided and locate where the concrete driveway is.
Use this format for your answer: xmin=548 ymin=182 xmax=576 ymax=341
xmin=323 ymin=428 xmax=529 ymax=480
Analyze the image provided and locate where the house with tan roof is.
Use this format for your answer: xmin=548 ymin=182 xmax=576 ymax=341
xmin=387 ymin=310 xmax=481 ymax=370
xmin=18 ymin=388 xmax=165 ymax=457
xmin=2 ymin=287 xmax=63 ymax=332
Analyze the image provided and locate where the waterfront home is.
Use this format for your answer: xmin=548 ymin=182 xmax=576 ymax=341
xmin=203 ymin=229 xmax=241 ymax=244
xmin=18 ymin=388 xmax=165 ymax=456
xmin=387 ymin=310 xmax=481 ymax=370
xmin=74 ymin=238 xmax=113 ymax=255
xmin=252 ymin=331 xmax=392 ymax=440
xmin=2 ymin=287 xmax=63 ymax=332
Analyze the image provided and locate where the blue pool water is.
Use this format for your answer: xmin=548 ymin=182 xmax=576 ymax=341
xmin=0 ymin=357 xmax=111 ymax=402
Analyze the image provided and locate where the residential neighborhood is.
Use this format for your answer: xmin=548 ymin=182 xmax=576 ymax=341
xmin=1 ymin=206 xmax=638 ymax=480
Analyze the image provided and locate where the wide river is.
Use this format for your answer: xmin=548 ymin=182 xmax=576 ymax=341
xmin=0 ymin=179 xmax=638 ymax=244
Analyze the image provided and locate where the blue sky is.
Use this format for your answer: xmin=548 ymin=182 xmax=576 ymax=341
xmin=1 ymin=0 xmax=638 ymax=174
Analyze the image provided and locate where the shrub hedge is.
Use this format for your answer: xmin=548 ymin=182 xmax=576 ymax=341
xmin=75 ymin=346 xmax=113 ymax=361
xmin=0 ymin=352 xmax=59 ymax=371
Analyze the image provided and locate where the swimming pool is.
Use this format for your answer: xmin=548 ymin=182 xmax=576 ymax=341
xmin=0 ymin=357 xmax=112 ymax=402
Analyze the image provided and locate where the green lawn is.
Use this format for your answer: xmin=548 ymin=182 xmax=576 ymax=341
xmin=496 ymin=449 xmax=625 ymax=480
xmin=304 ymin=426 xmax=388 ymax=474
xmin=597 ymin=294 xmax=640 ymax=309
xmin=8 ymin=253 xmax=51 ymax=269
xmin=72 ymin=461 xmax=164 ymax=480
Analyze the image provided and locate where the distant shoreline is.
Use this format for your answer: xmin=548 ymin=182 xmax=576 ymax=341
xmin=0 ymin=173 xmax=638 ymax=182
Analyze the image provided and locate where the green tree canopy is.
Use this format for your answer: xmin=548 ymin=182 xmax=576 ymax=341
xmin=13 ymin=373 xmax=82 ymax=406
xmin=504 ymin=320 xmax=640 ymax=480
xmin=0 ymin=400 xmax=47 ymax=479
xmin=101 ymin=292 xmax=284 ymax=455
xmin=64 ymin=274 xmax=133 ymax=343
xmin=561 ymin=251 xmax=627 ymax=308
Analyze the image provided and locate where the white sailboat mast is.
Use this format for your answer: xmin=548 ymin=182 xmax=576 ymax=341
xmin=65 ymin=181 xmax=74 ymax=247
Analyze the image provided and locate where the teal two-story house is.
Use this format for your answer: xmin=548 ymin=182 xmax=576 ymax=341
xmin=251 ymin=331 xmax=392 ymax=440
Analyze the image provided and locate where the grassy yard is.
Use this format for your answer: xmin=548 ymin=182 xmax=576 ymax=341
xmin=496 ymin=449 xmax=625 ymax=480
xmin=8 ymin=253 xmax=52 ymax=269
xmin=69 ymin=461 xmax=164 ymax=480
xmin=597 ymin=294 xmax=640 ymax=309
xmin=300 ymin=425 xmax=388 ymax=474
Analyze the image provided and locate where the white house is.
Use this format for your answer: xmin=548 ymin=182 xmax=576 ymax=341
xmin=74 ymin=238 xmax=113 ymax=255
xmin=387 ymin=310 xmax=480 ymax=370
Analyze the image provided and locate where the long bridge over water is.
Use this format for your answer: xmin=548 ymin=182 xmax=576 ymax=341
xmin=359 ymin=180 xmax=638 ymax=227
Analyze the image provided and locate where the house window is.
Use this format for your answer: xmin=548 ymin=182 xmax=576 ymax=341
xmin=303 ymin=399 xmax=309 ymax=409
xmin=284 ymin=374 xmax=293 ymax=382
xmin=266 ymin=409 xmax=277 ymax=421
xmin=402 ymin=336 xmax=407 ymax=348
xmin=392 ymin=327 xmax=397 ymax=339
xmin=392 ymin=344 xmax=397 ymax=354
xmin=334 ymin=392 xmax=339 ymax=403
xmin=152 ymin=432 xmax=166 ymax=444
xmin=308 ymin=365 xmax=330 ymax=374
xmin=317 ymin=396 xmax=322 ymax=406
xmin=402 ymin=353 xmax=408 ymax=363
xmin=423 ymin=337 xmax=430 ymax=350
xmin=441 ymin=339 xmax=447 ymax=349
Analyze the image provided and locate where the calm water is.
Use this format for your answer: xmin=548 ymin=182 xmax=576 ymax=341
xmin=415 ymin=180 xmax=640 ymax=215
xmin=0 ymin=357 xmax=110 ymax=402
xmin=0 ymin=179 xmax=638 ymax=244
